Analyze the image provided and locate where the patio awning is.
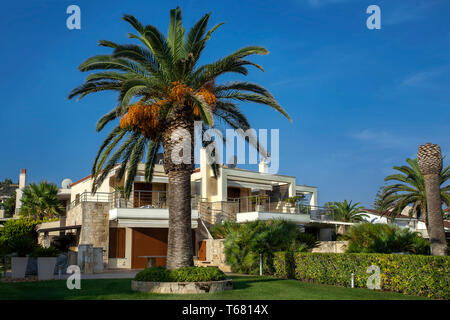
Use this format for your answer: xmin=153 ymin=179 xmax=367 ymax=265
xmin=36 ymin=225 xmax=81 ymax=233
xmin=135 ymin=175 xmax=168 ymax=183
xmin=228 ymin=180 xmax=273 ymax=191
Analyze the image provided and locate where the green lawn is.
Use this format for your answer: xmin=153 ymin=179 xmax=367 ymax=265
xmin=0 ymin=276 xmax=428 ymax=300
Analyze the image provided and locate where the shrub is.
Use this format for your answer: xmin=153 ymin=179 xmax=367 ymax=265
xmin=134 ymin=266 xmax=172 ymax=282
xmin=274 ymin=252 xmax=450 ymax=299
xmin=0 ymin=218 xmax=40 ymax=256
xmin=296 ymin=232 xmax=319 ymax=249
xmin=134 ymin=266 xmax=226 ymax=282
xmin=30 ymin=245 xmax=60 ymax=258
xmin=223 ymin=220 xmax=300 ymax=275
xmin=221 ymin=220 xmax=318 ymax=275
xmin=210 ymin=220 xmax=241 ymax=239
xmin=171 ymin=267 xmax=226 ymax=282
xmin=342 ymin=223 xmax=430 ymax=254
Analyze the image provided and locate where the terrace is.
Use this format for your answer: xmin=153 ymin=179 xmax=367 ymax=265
xmin=65 ymin=191 xmax=332 ymax=226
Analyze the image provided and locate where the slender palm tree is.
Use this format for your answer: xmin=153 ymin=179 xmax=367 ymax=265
xmin=68 ymin=7 xmax=290 ymax=269
xmin=382 ymin=158 xmax=450 ymax=233
xmin=19 ymin=182 xmax=64 ymax=220
xmin=330 ymin=200 xmax=368 ymax=222
xmin=417 ymin=143 xmax=447 ymax=256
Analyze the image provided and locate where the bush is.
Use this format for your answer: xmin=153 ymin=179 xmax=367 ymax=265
xmin=296 ymin=232 xmax=320 ymax=249
xmin=134 ymin=266 xmax=172 ymax=282
xmin=134 ymin=266 xmax=226 ymax=282
xmin=223 ymin=220 xmax=300 ymax=275
xmin=342 ymin=223 xmax=430 ymax=254
xmin=0 ymin=218 xmax=40 ymax=255
xmin=171 ymin=267 xmax=226 ymax=282
xmin=30 ymin=245 xmax=60 ymax=258
xmin=274 ymin=252 xmax=450 ymax=299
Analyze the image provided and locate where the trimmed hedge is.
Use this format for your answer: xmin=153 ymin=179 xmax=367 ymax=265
xmin=274 ymin=252 xmax=450 ymax=299
xmin=134 ymin=266 xmax=227 ymax=282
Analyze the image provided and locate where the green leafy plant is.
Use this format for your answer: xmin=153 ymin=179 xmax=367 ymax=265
xmin=0 ymin=218 xmax=40 ymax=255
xmin=11 ymin=237 xmax=38 ymax=257
xmin=30 ymin=245 xmax=60 ymax=258
xmin=342 ymin=223 xmax=430 ymax=254
xmin=19 ymin=182 xmax=64 ymax=220
xmin=134 ymin=266 xmax=226 ymax=282
xmin=134 ymin=266 xmax=172 ymax=282
xmin=381 ymin=158 xmax=449 ymax=227
xmin=273 ymin=252 xmax=450 ymax=299
xmin=222 ymin=220 xmax=305 ymax=275
xmin=296 ymin=232 xmax=320 ymax=249
xmin=329 ymin=200 xmax=369 ymax=222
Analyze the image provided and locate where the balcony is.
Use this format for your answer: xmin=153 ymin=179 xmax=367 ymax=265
xmin=67 ymin=190 xmax=201 ymax=210
xmin=199 ymin=195 xmax=333 ymax=225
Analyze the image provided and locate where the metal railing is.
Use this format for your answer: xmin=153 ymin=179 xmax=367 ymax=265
xmin=67 ymin=190 xmax=203 ymax=211
xmin=226 ymin=195 xmax=333 ymax=216
xmin=66 ymin=192 xmax=111 ymax=211
xmin=111 ymin=190 xmax=168 ymax=209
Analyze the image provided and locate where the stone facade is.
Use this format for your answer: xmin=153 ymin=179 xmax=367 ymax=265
xmin=66 ymin=204 xmax=82 ymax=226
xmin=311 ymin=241 xmax=349 ymax=253
xmin=79 ymin=202 xmax=110 ymax=263
xmin=131 ymin=279 xmax=233 ymax=294
xmin=194 ymin=239 xmax=232 ymax=272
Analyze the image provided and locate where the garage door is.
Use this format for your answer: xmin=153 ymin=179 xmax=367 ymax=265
xmin=132 ymin=228 xmax=168 ymax=269
xmin=131 ymin=228 xmax=197 ymax=269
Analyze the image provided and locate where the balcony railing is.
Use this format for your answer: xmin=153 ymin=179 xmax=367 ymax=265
xmin=226 ymin=195 xmax=333 ymax=217
xmin=67 ymin=190 xmax=202 ymax=211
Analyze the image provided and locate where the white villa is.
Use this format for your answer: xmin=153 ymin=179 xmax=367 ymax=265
xmin=9 ymin=149 xmax=448 ymax=271
xmin=10 ymin=148 xmax=340 ymax=270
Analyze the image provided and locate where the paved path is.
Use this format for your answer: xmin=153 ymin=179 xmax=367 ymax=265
xmin=2 ymin=269 xmax=140 ymax=281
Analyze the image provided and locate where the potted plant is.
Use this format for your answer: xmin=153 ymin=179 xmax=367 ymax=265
xmin=10 ymin=237 xmax=37 ymax=279
xmin=31 ymin=246 xmax=60 ymax=281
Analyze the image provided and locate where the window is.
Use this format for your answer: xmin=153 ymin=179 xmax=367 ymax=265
xmin=109 ymin=228 xmax=125 ymax=258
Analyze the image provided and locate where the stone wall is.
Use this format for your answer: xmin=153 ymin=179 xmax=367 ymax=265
xmin=204 ymin=239 xmax=231 ymax=272
xmin=311 ymin=241 xmax=348 ymax=253
xmin=79 ymin=202 xmax=110 ymax=264
xmin=66 ymin=204 xmax=83 ymax=226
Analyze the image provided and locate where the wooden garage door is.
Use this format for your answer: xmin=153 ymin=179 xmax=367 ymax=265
xmin=132 ymin=228 xmax=168 ymax=269
xmin=131 ymin=228 xmax=197 ymax=269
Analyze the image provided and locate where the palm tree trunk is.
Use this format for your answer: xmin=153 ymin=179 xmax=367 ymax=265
xmin=162 ymin=105 xmax=195 ymax=269
xmin=423 ymin=174 xmax=448 ymax=256
xmin=418 ymin=143 xmax=448 ymax=256
xmin=166 ymin=169 xmax=194 ymax=269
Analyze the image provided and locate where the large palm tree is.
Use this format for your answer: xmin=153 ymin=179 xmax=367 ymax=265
xmin=382 ymin=158 xmax=450 ymax=233
xmin=19 ymin=182 xmax=64 ymax=220
xmin=68 ymin=7 xmax=290 ymax=269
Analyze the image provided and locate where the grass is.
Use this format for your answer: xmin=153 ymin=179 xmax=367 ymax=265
xmin=0 ymin=276 xmax=428 ymax=300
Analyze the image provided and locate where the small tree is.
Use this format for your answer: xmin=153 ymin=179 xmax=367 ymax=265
xmin=19 ymin=182 xmax=64 ymax=220
xmin=330 ymin=200 xmax=369 ymax=223
xmin=2 ymin=194 xmax=16 ymax=218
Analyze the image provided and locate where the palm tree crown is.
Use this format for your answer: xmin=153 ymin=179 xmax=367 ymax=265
xmin=382 ymin=158 xmax=450 ymax=226
xmin=330 ymin=200 xmax=368 ymax=223
xmin=68 ymin=7 xmax=290 ymax=197
xmin=19 ymin=181 xmax=64 ymax=220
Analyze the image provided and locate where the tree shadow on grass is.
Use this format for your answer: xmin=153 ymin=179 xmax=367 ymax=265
xmin=230 ymin=276 xmax=282 ymax=290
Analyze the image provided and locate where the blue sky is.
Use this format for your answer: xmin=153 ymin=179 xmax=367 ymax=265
xmin=0 ymin=0 xmax=449 ymax=207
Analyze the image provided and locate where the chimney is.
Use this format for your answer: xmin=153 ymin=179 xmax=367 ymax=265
xmin=19 ymin=169 xmax=27 ymax=189
xmin=15 ymin=168 xmax=27 ymax=217
xmin=259 ymin=157 xmax=269 ymax=174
